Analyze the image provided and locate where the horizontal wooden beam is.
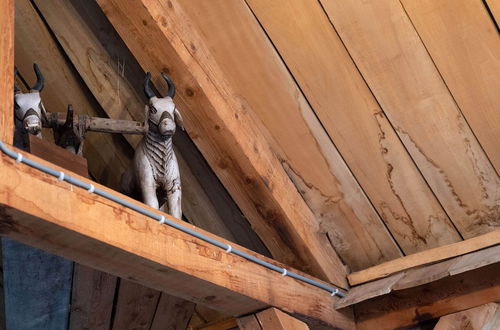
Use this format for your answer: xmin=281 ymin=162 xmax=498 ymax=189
xmin=348 ymin=230 xmax=500 ymax=286
xmin=355 ymin=263 xmax=500 ymax=330
xmin=434 ymin=303 xmax=500 ymax=330
xmin=338 ymin=245 xmax=500 ymax=309
xmin=0 ymin=146 xmax=353 ymax=329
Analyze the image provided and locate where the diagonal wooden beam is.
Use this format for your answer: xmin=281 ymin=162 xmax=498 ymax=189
xmin=95 ymin=0 xmax=347 ymax=286
xmin=0 ymin=148 xmax=354 ymax=329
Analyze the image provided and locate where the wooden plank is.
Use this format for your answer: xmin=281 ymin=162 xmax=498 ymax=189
xmin=486 ymin=0 xmax=500 ymax=26
xmin=245 ymin=0 xmax=460 ymax=259
xmin=35 ymin=0 xmax=269 ymax=256
xmin=320 ymin=0 xmax=500 ymax=238
xmin=355 ymin=263 xmax=500 ymax=330
xmin=178 ymin=0 xmax=401 ymax=271
xmin=0 ymin=0 xmax=13 ymax=144
xmin=0 ymin=149 xmax=354 ymax=329
xmin=237 ymin=315 xmax=261 ymax=330
xmin=69 ymin=264 xmax=117 ymax=330
xmin=256 ymin=308 xmax=309 ymax=330
xmin=199 ymin=318 xmax=238 ymax=330
xmin=338 ymin=245 xmax=500 ymax=309
xmin=434 ymin=303 xmax=500 ymax=330
xmin=96 ymin=0 xmax=348 ymax=286
xmin=150 ymin=292 xmax=196 ymax=330
xmin=348 ymin=230 xmax=500 ymax=285
xmin=14 ymin=0 xmax=131 ymax=190
xmin=112 ymin=280 xmax=160 ymax=330
xmin=401 ymin=0 xmax=500 ymax=173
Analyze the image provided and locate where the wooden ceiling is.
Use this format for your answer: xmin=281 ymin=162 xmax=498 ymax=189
xmin=5 ymin=0 xmax=500 ymax=328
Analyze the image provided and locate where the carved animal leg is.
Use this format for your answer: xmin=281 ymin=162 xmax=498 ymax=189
xmin=167 ymin=184 xmax=182 ymax=219
xmin=140 ymin=170 xmax=159 ymax=210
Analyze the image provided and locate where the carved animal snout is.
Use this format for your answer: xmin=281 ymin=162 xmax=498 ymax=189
xmin=158 ymin=111 xmax=176 ymax=136
xmin=23 ymin=110 xmax=42 ymax=135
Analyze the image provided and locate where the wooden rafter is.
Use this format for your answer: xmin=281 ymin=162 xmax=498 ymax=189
xmin=0 ymin=0 xmax=13 ymax=143
xmin=0 ymin=148 xmax=354 ymax=329
xmin=95 ymin=0 xmax=347 ymax=286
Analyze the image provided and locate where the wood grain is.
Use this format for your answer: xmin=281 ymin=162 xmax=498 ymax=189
xmin=69 ymin=264 xmax=117 ymax=330
xmin=0 ymin=0 xmax=13 ymax=144
xmin=112 ymin=280 xmax=160 ymax=330
xmin=434 ymin=303 xmax=500 ymax=330
xmin=237 ymin=315 xmax=261 ymax=330
xmin=256 ymin=308 xmax=309 ymax=330
xmin=178 ymin=0 xmax=401 ymax=271
xmin=401 ymin=0 xmax=500 ymax=174
xmin=96 ymin=0 xmax=348 ymax=286
xmin=348 ymin=230 xmax=500 ymax=285
xmin=245 ymin=0 xmax=460 ymax=259
xmin=0 ymin=148 xmax=354 ymax=329
xmin=320 ymin=0 xmax=500 ymax=238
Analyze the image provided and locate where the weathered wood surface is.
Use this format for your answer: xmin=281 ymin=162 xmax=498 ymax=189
xmin=245 ymin=0 xmax=460 ymax=259
xmin=355 ymin=263 xmax=500 ymax=329
xmin=150 ymin=292 xmax=196 ymax=330
xmin=338 ymin=245 xmax=500 ymax=309
xmin=0 ymin=0 xmax=13 ymax=144
xmin=237 ymin=315 xmax=261 ymax=330
xmin=0 ymin=149 xmax=354 ymax=329
xmin=96 ymin=0 xmax=348 ymax=286
xmin=15 ymin=0 xmax=131 ymax=190
xmin=348 ymin=230 xmax=500 ymax=285
xmin=69 ymin=264 xmax=117 ymax=330
xmin=255 ymin=308 xmax=309 ymax=330
xmin=199 ymin=318 xmax=238 ymax=330
xmin=320 ymin=0 xmax=500 ymax=238
xmin=112 ymin=280 xmax=160 ymax=330
xmin=434 ymin=303 xmax=500 ymax=330
xmin=35 ymin=0 xmax=269 ymax=256
xmin=179 ymin=0 xmax=401 ymax=271
xmin=401 ymin=0 xmax=500 ymax=174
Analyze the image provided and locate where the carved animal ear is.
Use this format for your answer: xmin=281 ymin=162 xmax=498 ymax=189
xmin=174 ymin=108 xmax=185 ymax=131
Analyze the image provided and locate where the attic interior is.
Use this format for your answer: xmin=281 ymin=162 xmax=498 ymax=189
xmin=0 ymin=0 xmax=499 ymax=329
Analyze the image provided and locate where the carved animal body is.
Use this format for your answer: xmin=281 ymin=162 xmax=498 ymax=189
xmin=14 ymin=64 xmax=46 ymax=138
xmin=121 ymin=72 xmax=184 ymax=219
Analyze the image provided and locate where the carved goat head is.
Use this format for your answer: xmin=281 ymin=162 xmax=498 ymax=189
xmin=14 ymin=64 xmax=46 ymax=136
xmin=143 ymin=72 xmax=184 ymax=136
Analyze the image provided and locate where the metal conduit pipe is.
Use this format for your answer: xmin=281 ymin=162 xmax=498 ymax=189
xmin=0 ymin=140 xmax=346 ymax=298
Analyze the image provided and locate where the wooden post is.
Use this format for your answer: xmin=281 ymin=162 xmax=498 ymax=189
xmin=0 ymin=0 xmax=14 ymax=143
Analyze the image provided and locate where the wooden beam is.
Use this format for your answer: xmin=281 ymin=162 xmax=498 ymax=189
xmin=244 ymin=0 xmax=459 ymax=260
xmin=434 ymin=303 xmax=500 ymax=330
xmin=237 ymin=315 xmax=261 ymax=330
xmin=255 ymin=308 xmax=309 ymax=330
xmin=96 ymin=0 xmax=347 ymax=286
xmin=401 ymin=0 xmax=500 ymax=173
xmin=0 ymin=0 xmax=13 ymax=144
xmin=199 ymin=318 xmax=238 ymax=330
xmin=348 ymin=230 xmax=500 ymax=285
xmin=319 ymin=0 xmax=500 ymax=238
xmin=0 ymin=148 xmax=354 ymax=329
xmin=338 ymin=245 xmax=500 ymax=308
xmin=355 ymin=263 xmax=500 ymax=330
xmin=178 ymin=0 xmax=402 ymax=271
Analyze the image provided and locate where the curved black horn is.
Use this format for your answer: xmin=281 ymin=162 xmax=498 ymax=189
xmin=14 ymin=66 xmax=20 ymax=93
xmin=161 ymin=72 xmax=176 ymax=98
xmin=144 ymin=72 xmax=156 ymax=99
xmin=32 ymin=63 xmax=44 ymax=91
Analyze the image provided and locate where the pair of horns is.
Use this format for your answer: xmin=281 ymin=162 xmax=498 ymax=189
xmin=144 ymin=72 xmax=176 ymax=99
xmin=14 ymin=63 xmax=44 ymax=92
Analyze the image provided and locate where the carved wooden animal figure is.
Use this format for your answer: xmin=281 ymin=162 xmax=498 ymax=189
xmin=14 ymin=64 xmax=46 ymax=137
xmin=121 ymin=72 xmax=184 ymax=218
